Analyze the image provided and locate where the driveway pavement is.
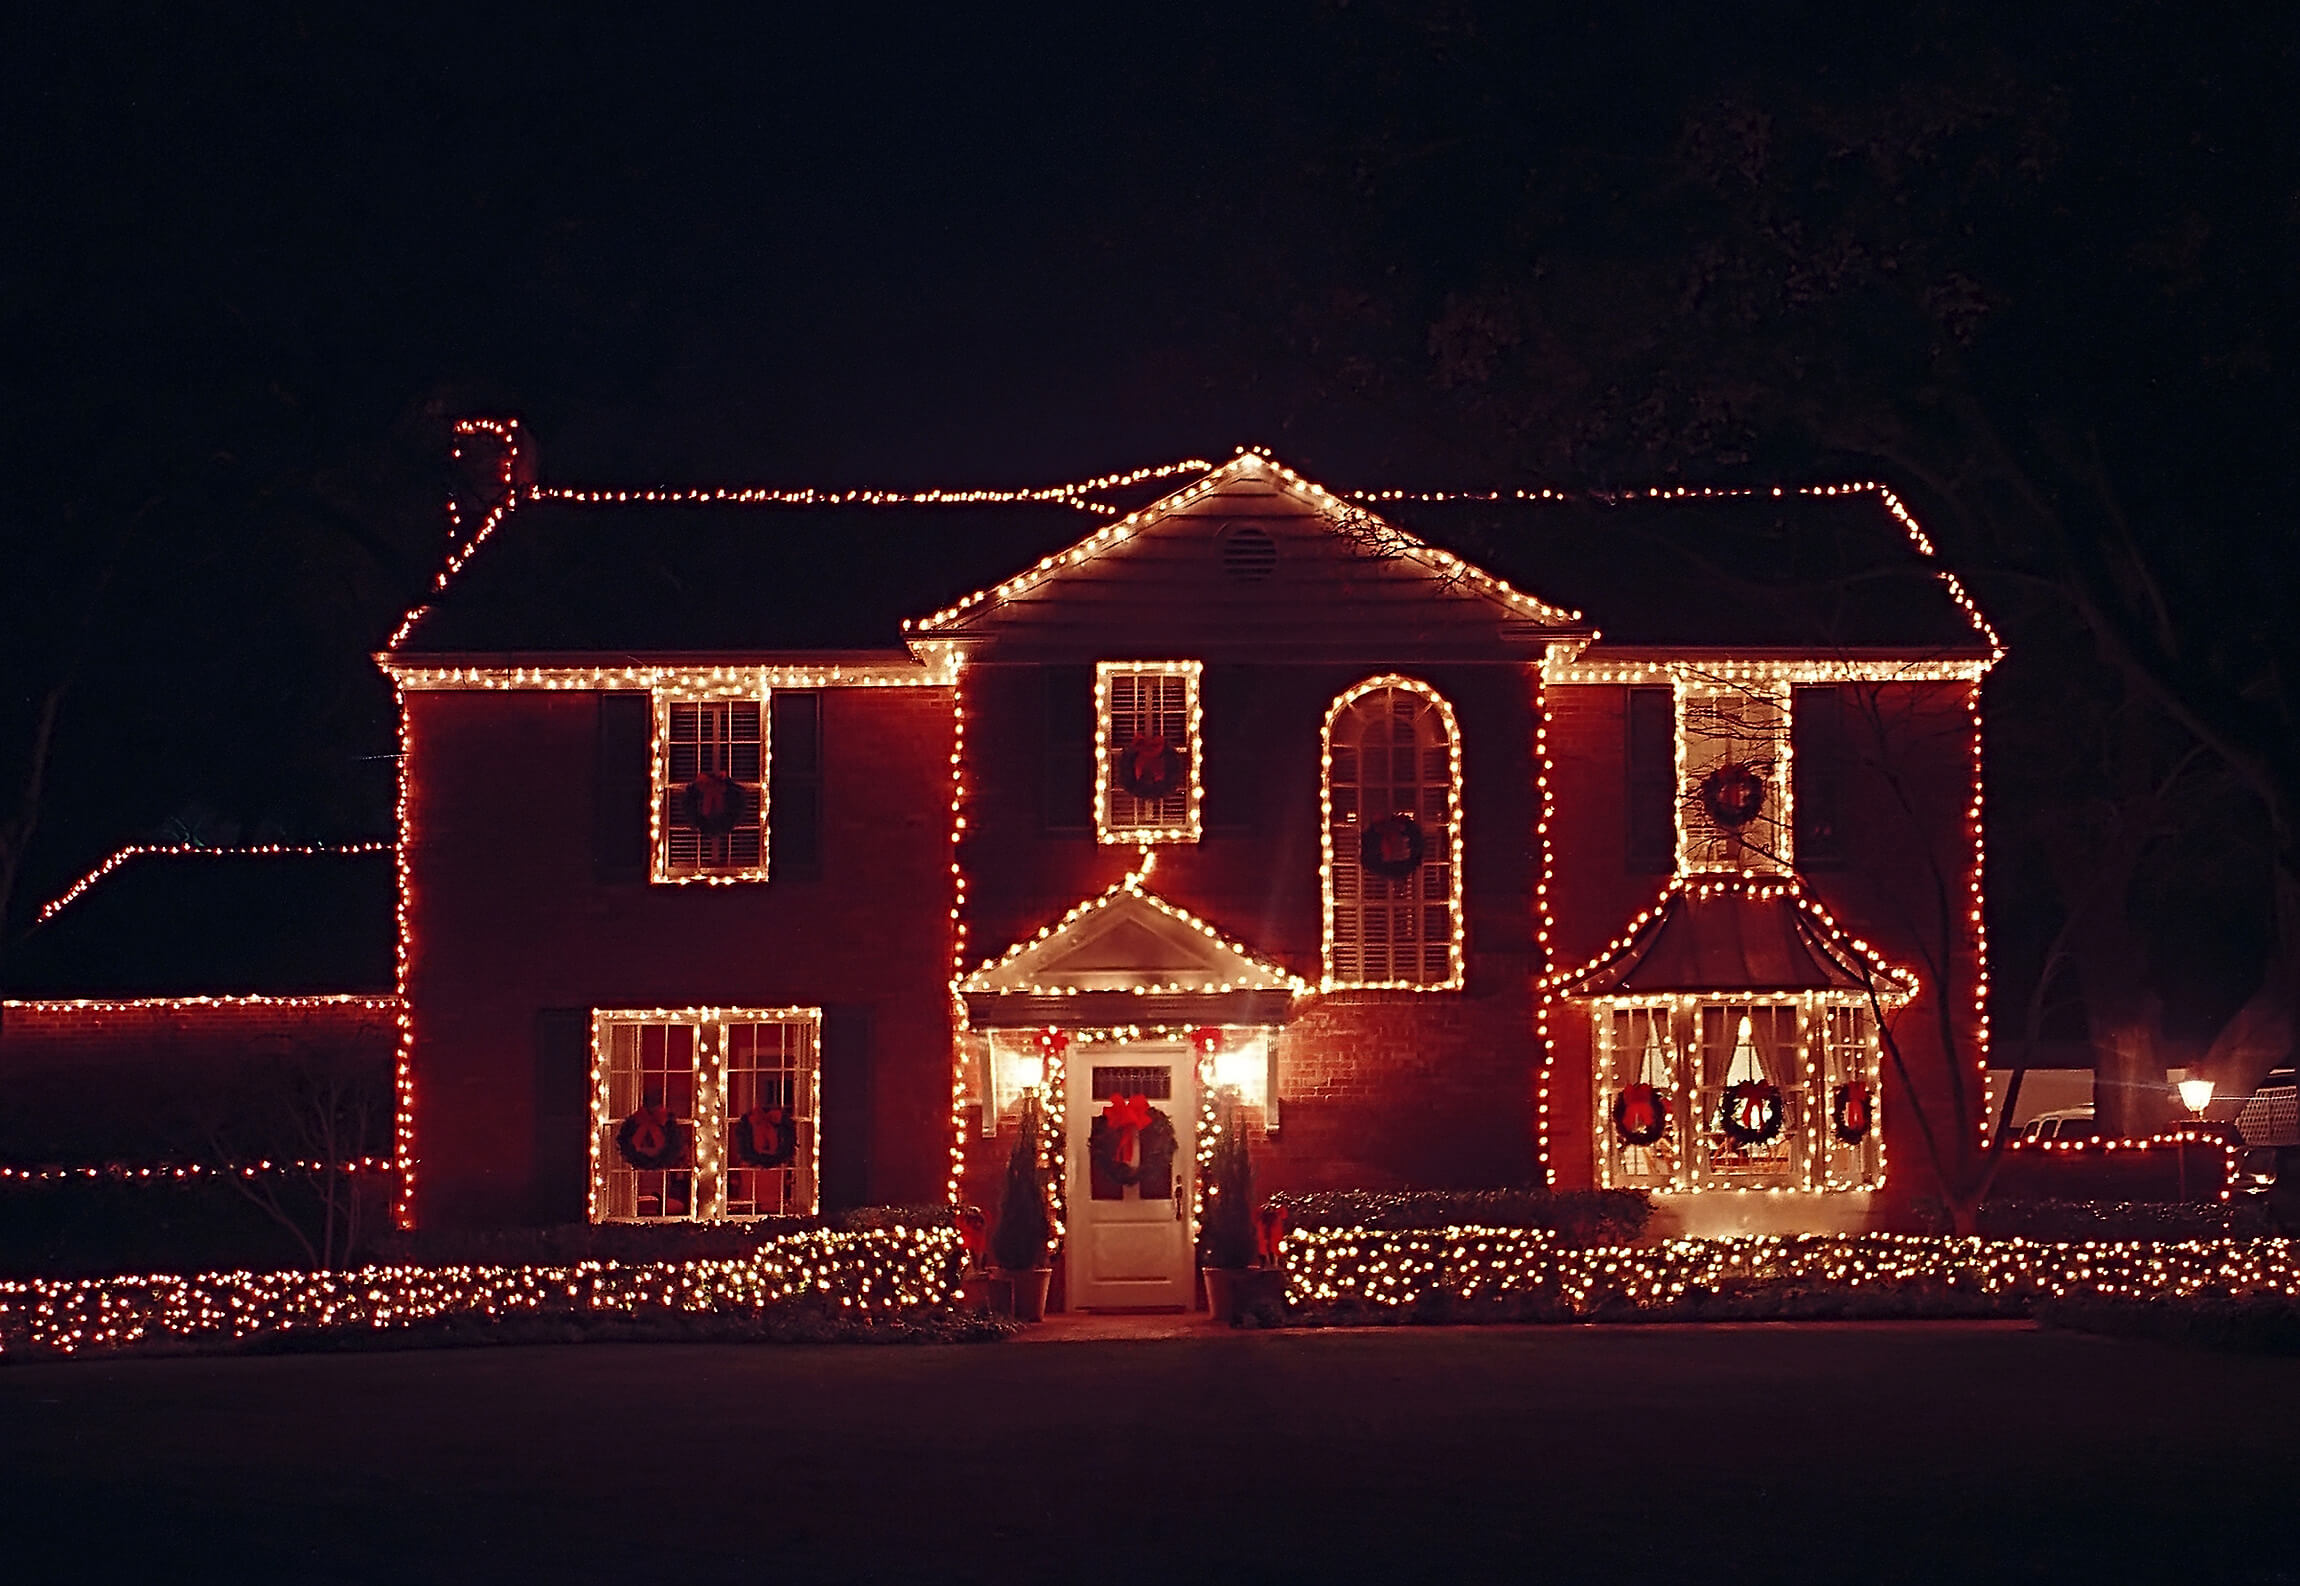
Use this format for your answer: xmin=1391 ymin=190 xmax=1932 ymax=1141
xmin=4 ymin=1322 xmax=2295 ymax=1583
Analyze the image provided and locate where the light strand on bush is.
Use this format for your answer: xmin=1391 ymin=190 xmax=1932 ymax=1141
xmin=0 ymin=1226 xmax=969 ymax=1359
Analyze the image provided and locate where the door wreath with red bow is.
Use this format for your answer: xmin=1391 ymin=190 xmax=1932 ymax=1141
xmin=1718 ymin=1080 xmax=1786 ymax=1147
xmin=729 ymin=1103 xmax=798 ymax=1169
xmin=1359 ymin=813 xmax=1426 ymax=880
xmin=1115 ymin=735 xmax=1187 ymax=801
xmin=1830 ymin=1080 xmax=1873 ymax=1144
xmin=615 ymin=1104 xmax=689 ymax=1170
xmin=1088 ymin=1094 xmax=1179 ymax=1200
xmin=1612 ymin=1082 xmax=1672 ymax=1146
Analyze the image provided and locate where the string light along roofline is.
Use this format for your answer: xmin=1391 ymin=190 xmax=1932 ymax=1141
xmin=386 ymin=426 xmax=1999 ymax=674
xmin=1545 ymin=871 xmax=1922 ymax=1005
xmin=31 ymin=841 xmax=394 ymax=929
xmin=906 ymin=447 xmax=1587 ymax=637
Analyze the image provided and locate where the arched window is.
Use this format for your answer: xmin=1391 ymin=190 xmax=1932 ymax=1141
xmin=1322 ymin=677 xmax=1464 ymax=989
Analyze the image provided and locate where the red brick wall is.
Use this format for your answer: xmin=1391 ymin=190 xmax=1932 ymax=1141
xmin=1541 ymin=680 xmax=1987 ymax=1217
xmin=402 ymin=685 xmax=955 ymax=1228
xmin=0 ymin=999 xmax=396 ymax=1160
xmin=956 ymin=661 xmax=1544 ymax=1205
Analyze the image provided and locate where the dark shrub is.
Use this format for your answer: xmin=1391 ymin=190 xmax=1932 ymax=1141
xmin=1271 ymin=1188 xmax=1652 ymax=1245
xmin=1197 ymin=1108 xmax=1257 ymax=1269
xmin=989 ymin=1106 xmax=1052 ymax=1272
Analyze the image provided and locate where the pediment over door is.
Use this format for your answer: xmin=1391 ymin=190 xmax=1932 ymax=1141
xmin=961 ymin=879 xmax=1307 ymax=1028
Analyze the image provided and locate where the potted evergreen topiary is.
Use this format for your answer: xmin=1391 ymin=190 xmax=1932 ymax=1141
xmin=1198 ymin=1097 xmax=1285 ymax=1324
xmin=991 ymin=1096 xmax=1055 ymax=1321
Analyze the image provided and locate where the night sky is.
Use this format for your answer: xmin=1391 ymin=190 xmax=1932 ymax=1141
xmin=4 ymin=3 xmax=2294 ymax=1037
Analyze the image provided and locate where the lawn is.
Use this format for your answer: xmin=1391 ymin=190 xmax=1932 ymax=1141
xmin=4 ymin=1322 xmax=2295 ymax=1583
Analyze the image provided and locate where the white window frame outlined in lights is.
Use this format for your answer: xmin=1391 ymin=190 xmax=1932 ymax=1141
xmin=1094 ymin=661 xmax=1203 ymax=845
xmin=652 ymin=691 xmax=772 ymax=883
xmin=1320 ymin=675 xmax=1465 ymax=991
xmin=1675 ymin=678 xmax=1792 ymax=875
xmin=589 ymin=1007 xmax=820 ymax=1223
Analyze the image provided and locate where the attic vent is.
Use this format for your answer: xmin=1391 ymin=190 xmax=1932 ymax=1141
xmin=1216 ymin=523 xmax=1279 ymax=583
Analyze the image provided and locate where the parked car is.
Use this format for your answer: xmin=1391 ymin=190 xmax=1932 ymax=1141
xmin=2018 ymin=1107 xmax=2098 ymax=1143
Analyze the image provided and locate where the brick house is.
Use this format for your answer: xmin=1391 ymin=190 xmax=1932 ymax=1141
xmin=375 ymin=432 xmax=1994 ymax=1306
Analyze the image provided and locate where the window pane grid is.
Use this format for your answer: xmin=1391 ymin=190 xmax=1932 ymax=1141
xmin=595 ymin=1011 xmax=820 ymax=1223
xmin=1323 ymin=682 xmax=1460 ymax=988
xmin=1101 ymin=666 xmax=1199 ymax=838
xmin=661 ymin=698 xmax=767 ymax=878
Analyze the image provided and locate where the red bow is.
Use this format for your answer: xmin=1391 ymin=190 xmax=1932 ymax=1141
xmin=1253 ymin=1202 xmax=1287 ymax=1263
xmin=1102 ymin=1093 xmax=1152 ymax=1166
xmin=1619 ymin=1084 xmax=1662 ymax=1135
xmin=742 ymin=1105 xmax=788 ymax=1158
xmin=628 ymin=1104 xmax=671 ymax=1158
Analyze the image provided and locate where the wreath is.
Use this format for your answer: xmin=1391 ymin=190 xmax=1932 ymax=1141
xmin=1612 ymin=1082 xmax=1671 ymax=1147
xmin=1089 ymin=1095 xmax=1177 ymax=1188
xmin=1718 ymin=1080 xmax=1786 ymax=1147
xmin=1831 ymin=1080 xmax=1873 ymax=1145
xmin=682 ymin=771 xmax=746 ymax=835
xmin=1116 ymin=735 xmax=1186 ymax=801
xmin=1359 ymin=813 xmax=1426 ymax=879
xmin=729 ymin=1103 xmax=798 ymax=1169
xmin=1698 ymin=762 xmax=1768 ymax=830
xmin=615 ymin=1104 xmax=689 ymax=1171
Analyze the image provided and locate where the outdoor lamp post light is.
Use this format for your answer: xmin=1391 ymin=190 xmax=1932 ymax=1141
xmin=2174 ymin=1077 xmax=2214 ymax=1202
xmin=1010 ymin=1051 xmax=1044 ymax=1098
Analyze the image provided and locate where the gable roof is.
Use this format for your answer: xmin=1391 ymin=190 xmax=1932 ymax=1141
xmin=384 ymin=438 xmax=1990 ymax=664
xmin=906 ymin=452 xmax=1585 ymax=660
xmin=5 ymin=846 xmax=397 ymax=999
xmin=1553 ymin=875 xmax=1917 ymax=1002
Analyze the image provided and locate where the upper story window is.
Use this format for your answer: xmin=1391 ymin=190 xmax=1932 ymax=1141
xmin=1678 ymin=681 xmax=1790 ymax=874
xmin=1321 ymin=676 xmax=1464 ymax=990
xmin=1095 ymin=661 xmax=1202 ymax=844
xmin=656 ymin=696 xmax=767 ymax=882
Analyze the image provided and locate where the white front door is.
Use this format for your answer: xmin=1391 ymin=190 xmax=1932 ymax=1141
xmin=1066 ymin=1042 xmax=1196 ymax=1310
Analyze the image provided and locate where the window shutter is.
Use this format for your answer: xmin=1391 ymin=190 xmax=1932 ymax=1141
xmin=594 ymin=693 xmax=652 ymax=884
xmin=818 ymin=1005 xmax=872 ymax=1213
xmin=531 ymin=1007 xmax=592 ymax=1225
xmin=770 ymin=692 xmax=823 ymax=879
xmin=1624 ymin=686 xmax=1676 ymax=873
xmin=1041 ymin=665 xmax=1093 ymax=831
xmin=1793 ymin=686 xmax=1847 ymax=868
xmin=1200 ymin=664 xmax=1260 ymax=831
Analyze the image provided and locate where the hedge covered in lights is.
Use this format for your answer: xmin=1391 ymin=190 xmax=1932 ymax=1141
xmin=0 ymin=1224 xmax=969 ymax=1360
xmin=1281 ymin=1227 xmax=2300 ymax=1322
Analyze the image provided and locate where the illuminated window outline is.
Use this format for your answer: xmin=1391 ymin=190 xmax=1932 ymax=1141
xmin=1093 ymin=661 xmax=1203 ymax=845
xmin=651 ymin=688 xmax=771 ymax=884
xmin=1319 ymin=675 xmax=1465 ymax=991
xmin=1590 ymin=993 xmax=1883 ymax=1194
xmin=589 ymin=1007 xmax=820 ymax=1223
xmin=1675 ymin=678 xmax=1793 ymax=875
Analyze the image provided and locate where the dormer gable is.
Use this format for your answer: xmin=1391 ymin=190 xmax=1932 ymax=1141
xmin=907 ymin=451 xmax=1588 ymax=663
